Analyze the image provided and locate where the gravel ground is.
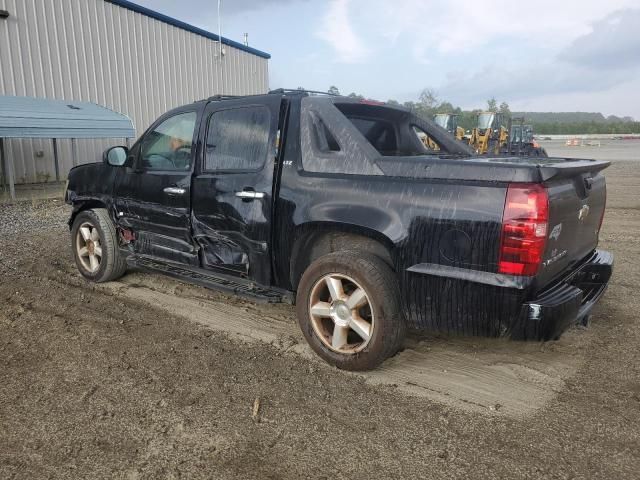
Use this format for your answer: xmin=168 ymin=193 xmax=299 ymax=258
xmin=0 ymin=199 xmax=68 ymax=236
xmin=0 ymin=161 xmax=639 ymax=479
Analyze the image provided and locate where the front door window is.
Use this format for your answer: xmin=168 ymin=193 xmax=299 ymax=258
xmin=140 ymin=112 xmax=197 ymax=171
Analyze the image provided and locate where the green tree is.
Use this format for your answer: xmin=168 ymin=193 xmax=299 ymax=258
xmin=499 ymin=101 xmax=510 ymax=115
xmin=435 ymin=101 xmax=455 ymax=114
xmin=328 ymin=85 xmax=340 ymax=95
xmin=419 ymin=89 xmax=439 ymax=110
xmin=486 ymin=97 xmax=498 ymax=112
xmin=403 ymin=101 xmax=417 ymax=112
xmin=531 ymin=120 xmax=640 ymax=135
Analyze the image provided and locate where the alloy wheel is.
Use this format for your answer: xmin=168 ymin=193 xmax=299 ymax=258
xmin=76 ymin=222 xmax=103 ymax=273
xmin=308 ymin=274 xmax=374 ymax=354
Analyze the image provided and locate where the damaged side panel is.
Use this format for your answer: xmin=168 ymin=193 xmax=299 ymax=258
xmin=190 ymin=96 xmax=282 ymax=286
xmin=113 ymin=169 xmax=197 ymax=265
xmin=190 ymin=177 xmax=271 ymax=279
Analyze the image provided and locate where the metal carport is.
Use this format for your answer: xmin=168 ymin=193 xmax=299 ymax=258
xmin=0 ymin=95 xmax=135 ymax=200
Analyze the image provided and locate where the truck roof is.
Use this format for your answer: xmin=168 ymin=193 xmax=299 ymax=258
xmin=192 ymin=89 xmax=411 ymax=113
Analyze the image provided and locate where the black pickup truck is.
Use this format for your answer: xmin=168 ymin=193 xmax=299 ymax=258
xmin=65 ymin=89 xmax=613 ymax=370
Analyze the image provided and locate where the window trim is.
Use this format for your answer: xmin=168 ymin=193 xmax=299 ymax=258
xmin=202 ymin=104 xmax=273 ymax=174
xmin=137 ymin=109 xmax=199 ymax=173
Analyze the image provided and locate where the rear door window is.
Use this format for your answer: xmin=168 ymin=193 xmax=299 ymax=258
xmin=205 ymin=106 xmax=271 ymax=171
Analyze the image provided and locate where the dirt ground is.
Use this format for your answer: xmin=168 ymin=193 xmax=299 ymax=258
xmin=1 ymin=160 xmax=639 ymax=479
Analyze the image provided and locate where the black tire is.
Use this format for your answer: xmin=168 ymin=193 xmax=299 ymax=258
xmin=296 ymin=251 xmax=406 ymax=371
xmin=71 ymin=208 xmax=127 ymax=283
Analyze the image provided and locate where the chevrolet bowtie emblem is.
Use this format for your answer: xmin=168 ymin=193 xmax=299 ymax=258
xmin=578 ymin=204 xmax=590 ymax=221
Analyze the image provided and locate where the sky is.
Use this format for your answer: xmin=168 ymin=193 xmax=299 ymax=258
xmin=134 ymin=0 xmax=640 ymax=118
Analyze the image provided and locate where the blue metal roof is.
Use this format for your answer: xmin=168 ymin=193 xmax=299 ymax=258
xmin=0 ymin=96 xmax=136 ymax=139
xmin=105 ymin=0 xmax=271 ymax=59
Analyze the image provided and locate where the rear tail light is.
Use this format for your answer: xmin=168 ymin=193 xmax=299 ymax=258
xmin=498 ymin=183 xmax=549 ymax=276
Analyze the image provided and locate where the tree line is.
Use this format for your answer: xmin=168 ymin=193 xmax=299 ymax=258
xmin=325 ymin=86 xmax=640 ymax=135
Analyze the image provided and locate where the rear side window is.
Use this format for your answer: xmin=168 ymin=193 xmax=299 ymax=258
xmin=299 ymin=97 xmax=384 ymax=176
xmin=348 ymin=117 xmax=398 ymax=154
xmin=335 ymin=103 xmax=431 ymax=157
xmin=205 ymin=106 xmax=271 ymax=171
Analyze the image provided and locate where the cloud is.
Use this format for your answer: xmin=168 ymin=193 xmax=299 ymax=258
xmin=435 ymin=8 xmax=640 ymax=109
xmin=316 ymin=0 xmax=370 ymax=63
xmin=357 ymin=0 xmax=640 ymax=59
xmin=439 ymin=63 xmax=629 ymax=107
xmin=559 ymin=9 xmax=640 ymax=69
xmin=510 ymin=79 xmax=640 ymax=118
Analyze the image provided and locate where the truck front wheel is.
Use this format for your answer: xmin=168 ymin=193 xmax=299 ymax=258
xmin=296 ymin=251 xmax=405 ymax=371
xmin=71 ymin=208 xmax=127 ymax=283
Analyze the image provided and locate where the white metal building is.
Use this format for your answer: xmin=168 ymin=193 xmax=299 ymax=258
xmin=0 ymin=0 xmax=270 ymax=184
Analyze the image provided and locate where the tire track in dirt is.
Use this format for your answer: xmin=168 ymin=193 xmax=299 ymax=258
xmin=99 ymin=272 xmax=584 ymax=417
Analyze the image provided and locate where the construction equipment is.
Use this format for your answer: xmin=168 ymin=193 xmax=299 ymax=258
xmin=422 ymin=113 xmax=466 ymax=150
xmin=422 ymin=109 xmax=548 ymax=157
xmin=504 ymin=117 xmax=548 ymax=157
xmin=468 ymin=112 xmax=508 ymax=155
xmin=433 ymin=113 xmax=465 ymax=141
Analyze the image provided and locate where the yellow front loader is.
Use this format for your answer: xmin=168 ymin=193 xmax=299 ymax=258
xmin=423 ymin=113 xmax=465 ymax=150
xmin=468 ymin=112 xmax=508 ymax=155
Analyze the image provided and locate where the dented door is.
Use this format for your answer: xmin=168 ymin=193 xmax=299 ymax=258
xmin=114 ymin=107 xmax=201 ymax=265
xmin=191 ymin=96 xmax=282 ymax=284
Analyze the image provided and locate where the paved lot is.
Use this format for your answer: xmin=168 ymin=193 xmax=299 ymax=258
xmin=0 ymin=159 xmax=639 ymax=479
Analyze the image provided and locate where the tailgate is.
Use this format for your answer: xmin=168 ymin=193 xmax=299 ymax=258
xmin=537 ymin=160 xmax=608 ymax=288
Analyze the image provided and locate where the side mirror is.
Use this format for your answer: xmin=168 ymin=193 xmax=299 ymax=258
xmin=104 ymin=146 xmax=128 ymax=166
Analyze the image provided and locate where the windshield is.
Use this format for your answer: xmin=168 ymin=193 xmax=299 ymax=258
xmin=434 ymin=114 xmax=449 ymax=129
xmin=510 ymin=125 xmax=522 ymax=143
xmin=477 ymin=113 xmax=494 ymax=130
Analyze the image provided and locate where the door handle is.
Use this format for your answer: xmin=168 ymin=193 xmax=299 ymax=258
xmin=163 ymin=187 xmax=186 ymax=195
xmin=235 ymin=191 xmax=265 ymax=200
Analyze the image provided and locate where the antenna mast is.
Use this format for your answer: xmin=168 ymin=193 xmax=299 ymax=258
xmin=217 ymin=0 xmax=224 ymax=93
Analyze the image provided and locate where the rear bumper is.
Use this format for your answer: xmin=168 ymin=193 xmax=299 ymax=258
xmin=511 ymin=249 xmax=613 ymax=341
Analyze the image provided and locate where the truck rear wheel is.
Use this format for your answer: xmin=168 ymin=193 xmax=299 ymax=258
xmin=71 ymin=208 xmax=127 ymax=283
xmin=296 ymin=251 xmax=405 ymax=371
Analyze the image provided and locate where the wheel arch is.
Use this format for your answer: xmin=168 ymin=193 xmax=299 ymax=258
xmin=289 ymin=222 xmax=396 ymax=290
xmin=68 ymin=199 xmax=110 ymax=229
